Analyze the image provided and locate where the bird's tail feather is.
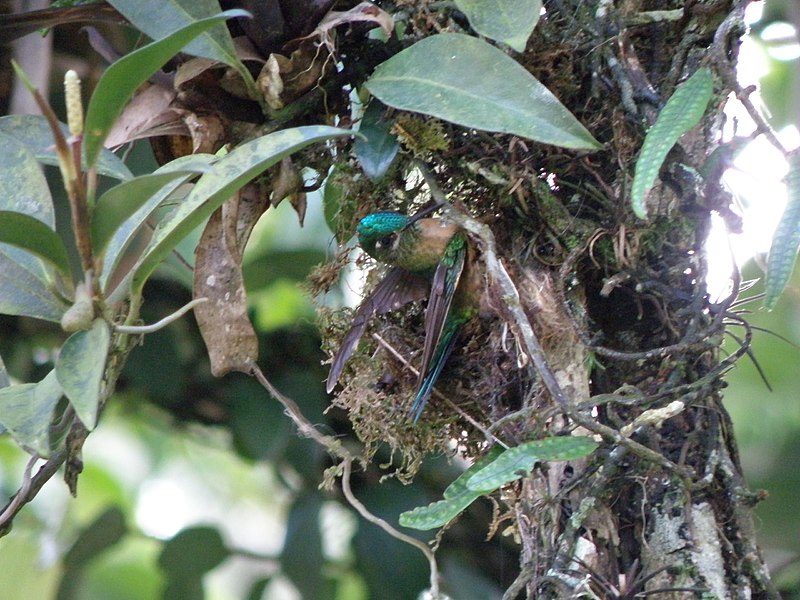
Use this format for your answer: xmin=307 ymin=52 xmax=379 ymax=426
xmin=408 ymin=326 xmax=461 ymax=422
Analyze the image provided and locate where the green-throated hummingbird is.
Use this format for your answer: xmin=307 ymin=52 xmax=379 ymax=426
xmin=327 ymin=207 xmax=479 ymax=421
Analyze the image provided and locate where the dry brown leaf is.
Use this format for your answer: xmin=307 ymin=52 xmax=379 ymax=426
xmin=193 ymin=198 xmax=261 ymax=377
xmin=105 ymin=83 xmax=183 ymax=148
xmin=289 ymin=2 xmax=394 ymax=54
xmin=178 ymin=111 xmax=227 ymax=154
xmin=257 ymin=43 xmax=332 ymax=110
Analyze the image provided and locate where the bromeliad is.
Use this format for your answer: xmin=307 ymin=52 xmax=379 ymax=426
xmin=327 ymin=206 xmax=481 ymax=421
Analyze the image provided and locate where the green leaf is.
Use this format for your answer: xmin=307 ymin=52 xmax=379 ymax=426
xmin=55 ymin=319 xmax=111 ymax=430
xmin=63 ymin=506 xmax=126 ymax=568
xmin=130 ymin=125 xmax=351 ymax=294
xmin=765 ymin=152 xmax=800 ymax=309
xmin=455 ymin=0 xmax=541 ymax=52
xmin=0 ymin=130 xmax=55 ymax=226
xmin=322 ymin=166 xmax=356 ymax=243
xmin=366 ymin=33 xmax=600 ymax=150
xmin=108 ymin=0 xmax=248 ymax=69
xmin=0 ymin=248 xmax=69 ymax=322
xmin=0 ymin=115 xmax=132 ymax=181
xmin=0 ymin=130 xmax=58 ymax=282
xmin=281 ymin=492 xmax=333 ymax=600
xmin=398 ymin=494 xmax=477 ymax=531
xmin=159 ymin=526 xmax=229 ymax=576
xmin=92 ymin=155 xmax=216 ymax=256
xmin=631 ymin=67 xmax=713 ymax=219
xmin=99 ymin=159 xmax=214 ymax=293
xmin=466 ymin=436 xmax=598 ymax=492
xmin=0 ymin=370 xmax=63 ymax=456
xmin=0 ymin=211 xmax=71 ymax=276
xmin=57 ymin=506 xmax=127 ymax=600
xmin=83 ymin=9 xmax=249 ymax=167
xmin=354 ymin=101 xmax=399 ymax=179
xmin=399 ymin=446 xmax=504 ymax=530
xmin=0 ymin=353 xmax=9 ymax=389
xmin=442 ymin=445 xmax=505 ymax=498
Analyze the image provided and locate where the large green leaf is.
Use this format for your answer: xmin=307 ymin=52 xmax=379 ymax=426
xmin=0 ymin=130 xmax=63 ymax=283
xmin=159 ymin=525 xmax=229 ymax=576
xmin=765 ymin=152 xmax=800 ymax=309
xmin=0 ymin=130 xmax=55 ymax=226
xmin=108 ymin=0 xmax=259 ymax=105
xmin=130 ymin=126 xmax=351 ymax=294
xmin=0 ymin=115 xmax=132 ymax=181
xmin=83 ymin=9 xmax=249 ymax=167
xmin=55 ymin=319 xmax=111 ymax=430
xmin=108 ymin=0 xmax=246 ymax=69
xmin=0 ymin=132 xmax=55 ymax=284
xmin=0 ymin=211 xmax=71 ymax=276
xmin=92 ymin=155 xmax=216 ymax=255
xmin=0 ymin=370 xmax=63 ymax=456
xmin=455 ymin=0 xmax=541 ymax=52
xmin=366 ymin=33 xmax=600 ymax=150
xmin=0 ymin=248 xmax=68 ymax=322
xmin=631 ymin=67 xmax=713 ymax=219
xmin=387 ymin=432 xmax=600 ymax=535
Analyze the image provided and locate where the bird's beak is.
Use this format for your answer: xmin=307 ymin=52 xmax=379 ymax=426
xmin=403 ymin=201 xmax=444 ymax=230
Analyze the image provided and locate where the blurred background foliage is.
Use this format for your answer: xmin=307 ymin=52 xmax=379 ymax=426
xmin=0 ymin=1 xmax=799 ymax=599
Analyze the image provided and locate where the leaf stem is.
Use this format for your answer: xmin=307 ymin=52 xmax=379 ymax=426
xmin=114 ymin=298 xmax=208 ymax=334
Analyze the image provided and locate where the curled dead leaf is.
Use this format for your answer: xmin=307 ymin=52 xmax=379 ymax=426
xmin=258 ymin=44 xmax=332 ymax=111
xmin=288 ymin=2 xmax=394 ymax=54
xmin=105 ymin=83 xmax=183 ymax=148
xmin=193 ymin=198 xmax=263 ymax=377
xmin=178 ymin=110 xmax=227 ymax=154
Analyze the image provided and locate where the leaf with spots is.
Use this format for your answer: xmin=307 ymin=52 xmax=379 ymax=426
xmin=631 ymin=67 xmax=713 ymax=219
xmin=465 ymin=436 xmax=597 ymax=492
xmin=765 ymin=151 xmax=800 ymax=309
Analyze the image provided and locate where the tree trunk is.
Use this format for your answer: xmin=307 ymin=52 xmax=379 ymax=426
xmin=500 ymin=1 xmax=778 ymax=597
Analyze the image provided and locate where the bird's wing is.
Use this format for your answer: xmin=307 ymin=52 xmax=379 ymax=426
xmin=326 ymin=267 xmax=429 ymax=393
xmin=414 ymin=235 xmax=466 ymax=395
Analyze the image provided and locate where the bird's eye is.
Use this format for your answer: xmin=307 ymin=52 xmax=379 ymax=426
xmin=376 ymin=234 xmax=395 ymax=250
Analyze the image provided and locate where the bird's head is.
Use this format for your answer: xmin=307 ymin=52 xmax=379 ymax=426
xmin=356 ymin=211 xmax=410 ymax=262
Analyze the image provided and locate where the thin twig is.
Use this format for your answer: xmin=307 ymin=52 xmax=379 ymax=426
xmin=0 ymin=454 xmax=39 ymax=530
xmin=341 ymin=458 xmax=440 ymax=597
xmin=250 ymin=365 xmax=444 ymax=597
xmin=502 ymin=560 xmax=537 ymax=600
xmin=0 ymin=449 xmax=68 ymax=535
xmin=252 ymin=365 xmax=348 ymax=457
xmin=711 ymin=4 xmax=788 ymax=155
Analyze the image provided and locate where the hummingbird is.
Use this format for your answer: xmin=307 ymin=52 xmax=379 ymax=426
xmin=326 ymin=206 xmax=479 ymax=421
